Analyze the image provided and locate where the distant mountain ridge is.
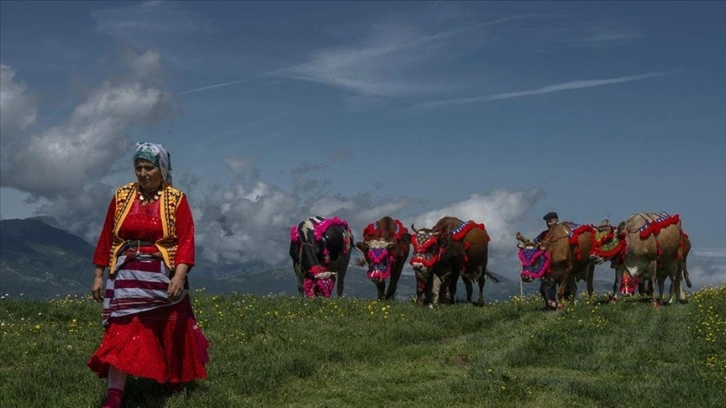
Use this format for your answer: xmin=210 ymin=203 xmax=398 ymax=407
xmin=0 ymin=218 xmax=95 ymax=298
xmin=0 ymin=218 xmax=612 ymax=301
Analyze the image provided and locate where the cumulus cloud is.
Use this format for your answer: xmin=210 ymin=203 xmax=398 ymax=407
xmin=410 ymin=188 xmax=544 ymax=250
xmin=0 ymin=64 xmax=37 ymax=145
xmin=686 ymin=262 xmax=726 ymax=290
xmin=0 ymin=52 xmax=172 ymax=240
xmin=189 ymin=159 xmax=545 ymax=283
xmin=1 ymin=81 xmax=171 ymax=196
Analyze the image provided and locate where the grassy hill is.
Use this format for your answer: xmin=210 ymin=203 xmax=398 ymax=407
xmin=1 ymin=286 xmax=724 ymax=407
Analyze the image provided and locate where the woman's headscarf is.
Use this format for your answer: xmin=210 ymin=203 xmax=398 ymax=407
xmin=134 ymin=142 xmax=172 ymax=185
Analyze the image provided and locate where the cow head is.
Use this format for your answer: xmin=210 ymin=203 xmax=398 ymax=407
xmin=409 ymin=224 xmax=446 ymax=279
xmin=355 ymin=239 xmax=396 ymax=282
xmin=518 ymin=243 xmax=550 ymax=282
xmin=589 ymin=219 xmax=626 ymax=266
xmin=290 ymin=223 xmax=335 ymax=297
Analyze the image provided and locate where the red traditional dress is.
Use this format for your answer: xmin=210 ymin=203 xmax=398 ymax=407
xmin=87 ymin=182 xmax=210 ymax=384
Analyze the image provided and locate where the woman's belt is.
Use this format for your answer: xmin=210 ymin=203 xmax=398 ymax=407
xmin=116 ymin=240 xmax=162 ymax=261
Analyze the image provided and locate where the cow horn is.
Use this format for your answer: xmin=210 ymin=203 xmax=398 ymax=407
xmin=411 ymin=224 xmax=419 ymax=234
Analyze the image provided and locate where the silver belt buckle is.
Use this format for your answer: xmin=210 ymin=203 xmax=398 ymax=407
xmin=136 ymin=253 xmax=153 ymax=261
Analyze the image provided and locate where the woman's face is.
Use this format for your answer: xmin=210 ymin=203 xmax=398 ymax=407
xmin=135 ymin=159 xmax=162 ymax=191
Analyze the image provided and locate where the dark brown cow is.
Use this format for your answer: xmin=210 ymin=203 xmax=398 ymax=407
xmin=410 ymin=216 xmax=495 ymax=306
xmin=517 ymin=222 xmax=595 ymax=310
xmin=354 ymin=216 xmax=411 ymax=300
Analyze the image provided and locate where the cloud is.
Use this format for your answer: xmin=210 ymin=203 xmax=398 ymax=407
xmin=406 ymin=70 xmax=680 ymax=112
xmin=686 ymin=263 xmax=726 ymax=290
xmin=582 ymin=21 xmax=643 ymax=42
xmin=693 ymin=248 xmax=726 ymax=258
xmin=1 ymin=82 xmax=171 ymax=196
xmin=178 ymin=14 xmax=533 ymax=97
xmin=91 ymin=0 xmax=210 ymax=44
xmin=0 ymin=64 xmax=37 ymax=144
xmin=0 ymin=51 xmax=173 ymax=241
xmin=273 ymin=16 xmax=532 ymax=97
xmin=188 ymin=147 xmax=544 ymax=269
xmin=410 ymin=188 xmax=544 ymax=251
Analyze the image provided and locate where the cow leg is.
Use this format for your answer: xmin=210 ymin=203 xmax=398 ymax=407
xmin=375 ymin=280 xmax=386 ymax=301
xmin=648 ymin=261 xmax=663 ymax=306
xmin=611 ymin=265 xmax=622 ymax=301
xmin=415 ymin=277 xmax=427 ymax=305
xmin=385 ymin=263 xmax=403 ymax=300
xmin=462 ymin=276 xmax=474 ymax=304
xmin=446 ymin=270 xmax=458 ymax=304
xmin=431 ymin=275 xmax=444 ymax=306
xmin=293 ymin=261 xmax=305 ymax=297
xmin=586 ymin=262 xmax=595 ymax=298
xmin=568 ymin=277 xmax=578 ymax=304
xmin=335 ymin=258 xmax=348 ymax=298
xmin=477 ymin=268 xmax=486 ymax=305
xmin=557 ymin=259 xmax=574 ymax=304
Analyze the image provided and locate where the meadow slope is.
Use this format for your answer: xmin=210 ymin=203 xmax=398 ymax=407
xmin=1 ymin=287 xmax=724 ymax=408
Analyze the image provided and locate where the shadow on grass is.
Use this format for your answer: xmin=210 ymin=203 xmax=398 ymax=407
xmin=95 ymin=378 xmax=202 ymax=408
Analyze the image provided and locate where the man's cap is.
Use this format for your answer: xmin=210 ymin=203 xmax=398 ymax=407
xmin=543 ymin=212 xmax=559 ymax=221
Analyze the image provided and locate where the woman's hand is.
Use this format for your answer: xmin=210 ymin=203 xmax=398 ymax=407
xmin=168 ymin=264 xmax=189 ymax=301
xmin=91 ymin=267 xmax=105 ymax=303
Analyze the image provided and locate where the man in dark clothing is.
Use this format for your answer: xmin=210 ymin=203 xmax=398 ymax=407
xmin=534 ymin=212 xmax=559 ymax=243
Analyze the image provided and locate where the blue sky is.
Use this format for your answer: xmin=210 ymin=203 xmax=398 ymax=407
xmin=1 ymin=1 xmax=724 ymax=287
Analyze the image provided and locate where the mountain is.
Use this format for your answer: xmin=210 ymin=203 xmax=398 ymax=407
xmin=0 ymin=218 xmax=614 ymax=301
xmin=0 ymin=218 xmax=96 ymax=298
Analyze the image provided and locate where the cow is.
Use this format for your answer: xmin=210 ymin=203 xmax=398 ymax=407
xmin=516 ymin=222 xmax=595 ymax=310
xmin=289 ymin=216 xmax=353 ymax=298
xmin=354 ymin=216 xmax=411 ymax=301
xmin=409 ymin=216 xmax=496 ymax=306
xmin=591 ymin=213 xmax=689 ymax=304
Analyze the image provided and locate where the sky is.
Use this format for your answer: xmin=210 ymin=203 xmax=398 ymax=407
xmin=1 ymin=1 xmax=724 ymax=289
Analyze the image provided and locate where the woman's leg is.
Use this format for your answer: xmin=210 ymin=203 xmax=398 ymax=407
xmin=104 ymin=366 xmax=127 ymax=408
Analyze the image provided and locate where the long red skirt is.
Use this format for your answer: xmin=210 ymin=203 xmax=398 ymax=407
xmin=87 ymin=296 xmax=210 ymax=384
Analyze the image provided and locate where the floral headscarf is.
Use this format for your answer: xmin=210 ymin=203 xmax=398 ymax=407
xmin=134 ymin=142 xmax=172 ymax=185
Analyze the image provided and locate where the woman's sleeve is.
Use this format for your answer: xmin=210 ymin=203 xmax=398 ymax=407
xmin=92 ymin=198 xmax=117 ymax=267
xmin=175 ymin=194 xmax=196 ymax=268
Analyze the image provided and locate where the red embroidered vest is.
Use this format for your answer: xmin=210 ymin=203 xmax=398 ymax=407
xmin=108 ymin=182 xmax=184 ymax=275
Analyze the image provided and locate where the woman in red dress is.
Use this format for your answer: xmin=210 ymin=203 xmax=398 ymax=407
xmin=87 ymin=142 xmax=209 ymax=408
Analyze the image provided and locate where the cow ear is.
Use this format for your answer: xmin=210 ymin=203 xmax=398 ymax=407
xmin=355 ymin=241 xmax=369 ymax=252
xmin=387 ymin=242 xmax=396 ymax=250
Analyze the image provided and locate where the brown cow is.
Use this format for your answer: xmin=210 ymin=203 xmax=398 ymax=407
xmin=354 ymin=216 xmax=411 ymax=300
xmin=592 ymin=213 xmax=689 ymax=304
xmin=517 ymin=222 xmax=595 ymax=310
xmin=410 ymin=216 xmax=496 ymax=306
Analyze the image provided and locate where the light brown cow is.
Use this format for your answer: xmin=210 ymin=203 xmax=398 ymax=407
xmin=593 ymin=216 xmax=691 ymax=304
xmin=594 ymin=212 xmax=686 ymax=305
xmin=517 ymin=222 xmax=595 ymax=310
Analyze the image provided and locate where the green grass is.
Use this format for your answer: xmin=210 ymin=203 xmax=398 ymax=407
xmin=1 ymin=286 xmax=724 ymax=407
